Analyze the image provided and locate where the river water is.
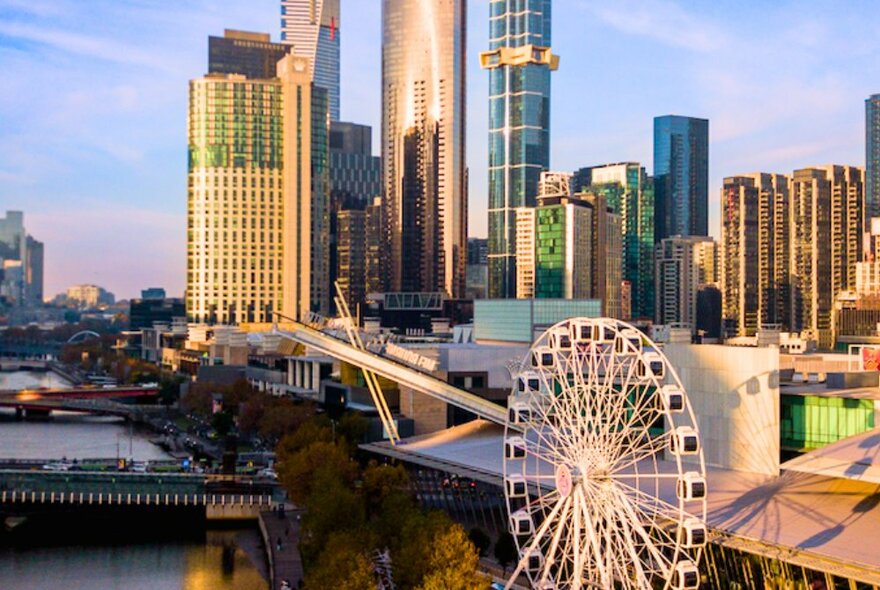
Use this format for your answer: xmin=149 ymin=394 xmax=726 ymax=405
xmin=0 ymin=371 xmax=269 ymax=590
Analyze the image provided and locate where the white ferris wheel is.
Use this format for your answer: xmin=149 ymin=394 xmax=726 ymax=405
xmin=503 ymin=318 xmax=707 ymax=590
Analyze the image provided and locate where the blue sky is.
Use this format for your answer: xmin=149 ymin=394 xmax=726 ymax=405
xmin=0 ymin=0 xmax=877 ymax=299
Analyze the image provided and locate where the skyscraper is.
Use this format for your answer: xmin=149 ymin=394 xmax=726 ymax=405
xmin=0 ymin=211 xmax=42 ymax=306
xmin=281 ymin=0 xmax=341 ymax=121
xmin=789 ymin=166 xmax=862 ymax=348
xmin=867 ymin=94 xmax=880 ymax=228
xmin=655 ymin=235 xmax=716 ymax=333
xmin=721 ymin=173 xmax=791 ymax=337
xmin=187 ymin=45 xmax=314 ymax=323
xmin=482 ymin=0 xmax=557 ymax=299
xmin=328 ymin=122 xmax=381 ymax=311
xmin=573 ymin=163 xmax=655 ymax=320
xmin=208 ymin=30 xmax=290 ymax=79
xmin=381 ymin=0 xmax=467 ymax=297
xmin=654 ymin=115 xmax=709 ymax=241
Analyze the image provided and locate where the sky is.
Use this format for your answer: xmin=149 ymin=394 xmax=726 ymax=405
xmin=0 ymin=0 xmax=878 ymax=300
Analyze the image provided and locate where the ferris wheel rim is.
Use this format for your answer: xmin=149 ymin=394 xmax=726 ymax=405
xmin=502 ymin=317 xmax=707 ymax=590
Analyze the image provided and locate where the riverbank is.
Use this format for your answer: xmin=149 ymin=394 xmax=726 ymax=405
xmin=259 ymin=507 xmax=304 ymax=590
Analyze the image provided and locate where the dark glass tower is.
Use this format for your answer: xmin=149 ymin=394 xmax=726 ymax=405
xmin=868 ymin=94 xmax=880 ymax=227
xmin=208 ymin=30 xmax=290 ymax=79
xmin=653 ymin=115 xmax=709 ymax=241
xmin=483 ymin=0 xmax=557 ymax=298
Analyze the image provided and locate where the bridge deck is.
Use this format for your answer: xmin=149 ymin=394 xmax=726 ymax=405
xmin=264 ymin=322 xmax=508 ymax=425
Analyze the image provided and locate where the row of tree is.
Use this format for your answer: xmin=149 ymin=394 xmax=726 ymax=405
xmin=275 ymin=415 xmax=491 ymax=589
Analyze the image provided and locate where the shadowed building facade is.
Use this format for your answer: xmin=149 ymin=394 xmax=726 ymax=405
xmin=381 ymin=0 xmax=467 ymax=297
xmin=867 ymin=94 xmax=880 ymax=227
xmin=482 ymin=0 xmax=557 ymax=299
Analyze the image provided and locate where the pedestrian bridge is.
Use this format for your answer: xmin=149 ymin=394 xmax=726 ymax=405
xmin=0 ymin=470 xmax=280 ymax=520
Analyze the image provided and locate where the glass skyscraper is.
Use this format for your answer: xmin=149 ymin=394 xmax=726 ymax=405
xmin=573 ymin=163 xmax=655 ymax=320
xmin=208 ymin=30 xmax=290 ymax=79
xmin=868 ymin=94 xmax=880 ymax=227
xmin=381 ymin=0 xmax=467 ymax=298
xmin=482 ymin=0 xmax=557 ymax=299
xmin=281 ymin=0 xmax=340 ymax=121
xmin=653 ymin=115 xmax=709 ymax=241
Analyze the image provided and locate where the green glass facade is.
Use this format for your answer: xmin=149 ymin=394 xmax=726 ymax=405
xmin=573 ymin=163 xmax=654 ymax=320
xmin=188 ymin=80 xmax=283 ymax=170
xmin=535 ymin=205 xmax=564 ymax=298
xmin=474 ymin=299 xmax=601 ymax=342
xmin=781 ymin=394 xmax=875 ymax=451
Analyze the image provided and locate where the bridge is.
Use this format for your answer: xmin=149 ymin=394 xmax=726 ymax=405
xmin=243 ymin=320 xmax=507 ymax=425
xmin=0 ymin=469 xmax=281 ymax=520
xmin=0 ymin=386 xmax=159 ymax=417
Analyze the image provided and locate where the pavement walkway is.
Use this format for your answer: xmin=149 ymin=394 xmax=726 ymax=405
xmin=259 ymin=506 xmax=304 ymax=590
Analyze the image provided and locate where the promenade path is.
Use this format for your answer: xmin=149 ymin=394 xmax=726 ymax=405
xmin=260 ymin=506 xmax=304 ymax=589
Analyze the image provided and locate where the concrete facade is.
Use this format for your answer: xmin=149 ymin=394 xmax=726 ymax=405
xmin=664 ymin=344 xmax=780 ymax=476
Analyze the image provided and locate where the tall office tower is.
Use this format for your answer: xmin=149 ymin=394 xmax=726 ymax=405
xmin=281 ymin=0 xmax=340 ymax=121
xmin=790 ymin=165 xmax=865 ymax=348
xmin=382 ymin=0 xmax=467 ymax=297
xmin=655 ymin=235 xmax=716 ymax=333
xmin=187 ymin=50 xmax=314 ymax=324
xmin=208 ymin=30 xmax=291 ymax=79
xmin=336 ymin=209 xmax=366 ymax=314
xmin=654 ymin=115 xmax=709 ymax=241
xmin=364 ymin=197 xmax=384 ymax=296
xmin=466 ymin=237 xmax=489 ymax=300
xmin=311 ymin=86 xmax=331 ymax=315
xmin=24 ymin=236 xmax=43 ymax=304
xmin=482 ymin=0 xmax=558 ymax=299
xmin=721 ymin=173 xmax=791 ymax=337
xmin=867 ymin=94 xmax=880 ymax=227
xmin=328 ymin=122 xmax=381 ymax=310
xmin=573 ymin=163 xmax=655 ymax=320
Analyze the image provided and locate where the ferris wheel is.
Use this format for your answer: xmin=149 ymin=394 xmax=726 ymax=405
xmin=502 ymin=318 xmax=707 ymax=590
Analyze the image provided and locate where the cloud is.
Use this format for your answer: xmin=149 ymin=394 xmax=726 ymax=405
xmin=579 ymin=0 xmax=727 ymax=53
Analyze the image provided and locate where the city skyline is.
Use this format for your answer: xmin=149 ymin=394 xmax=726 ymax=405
xmin=0 ymin=0 xmax=878 ymax=298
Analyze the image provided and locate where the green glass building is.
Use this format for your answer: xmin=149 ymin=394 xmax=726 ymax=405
xmin=573 ymin=163 xmax=654 ymax=320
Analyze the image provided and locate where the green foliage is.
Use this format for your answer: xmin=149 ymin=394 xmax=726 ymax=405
xmin=211 ymin=410 xmax=234 ymax=437
xmin=468 ymin=527 xmax=491 ymax=558
xmin=362 ymin=462 xmax=410 ymax=518
xmin=494 ymin=532 xmax=517 ymax=571
xmin=278 ymin=439 xmax=358 ymax=505
xmin=303 ymin=532 xmax=375 ymax=590
xmin=300 ymin=471 xmax=367 ymax=564
xmin=415 ymin=523 xmax=487 ymax=590
xmin=276 ymin=416 xmax=334 ymax=457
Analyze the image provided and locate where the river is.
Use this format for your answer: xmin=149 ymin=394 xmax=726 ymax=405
xmin=0 ymin=371 xmax=269 ymax=590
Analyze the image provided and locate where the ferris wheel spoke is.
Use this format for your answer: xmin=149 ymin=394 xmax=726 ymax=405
xmin=505 ymin=319 xmax=705 ymax=590
xmin=607 ymin=486 xmax=675 ymax=582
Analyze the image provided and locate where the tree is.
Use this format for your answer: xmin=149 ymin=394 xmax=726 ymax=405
xmin=300 ymin=471 xmax=367 ymax=565
xmin=415 ymin=522 xmax=487 ymax=590
xmin=276 ymin=417 xmax=333 ymax=458
xmin=468 ymin=527 xmax=491 ymax=558
xmin=277 ymin=440 xmax=358 ymax=505
xmin=211 ymin=410 xmax=234 ymax=437
xmin=494 ymin=532 xmax=517 ymax=573
xmin=303 ymin=532 xmax=375 ymax=590
xmin=362 ymin=462 xmax=410 ymax=518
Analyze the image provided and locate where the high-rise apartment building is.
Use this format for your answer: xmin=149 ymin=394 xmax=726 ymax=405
xmin=281 ymin=0 xmax=340 ymax=121
xmin=24 ymin=236 xmax=43 ymax=304
xmin=365 ymin=197 xmax=384 ymax=296
xmin=381 ymin=0 xmax=467 ymax=297
xmin=514 ymin=208 xmax=536 ymax=299
xmin=573 ymin=162 xmax=655 ymax=320
xmin=867 ymin=94 xmax=880 ymax=226
xmin=721 ymin=174 xmax=791 ymax=337
xmin=654 ymin=115 xmax=709 ymax=241
xmin=336 ymin=209 xmax=366 ymax=314
xmin=789 ymin=166 xmax=864 ymax=347
xmin=655 ymin=235 xmax=716 ymax=333
xmin=187 ymin=46 xmax=314 ymax=324
xmin=208 ymin=30 xmax=291 ymax=79
xmin=482 ymin=0 xmax=557 ymax=299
